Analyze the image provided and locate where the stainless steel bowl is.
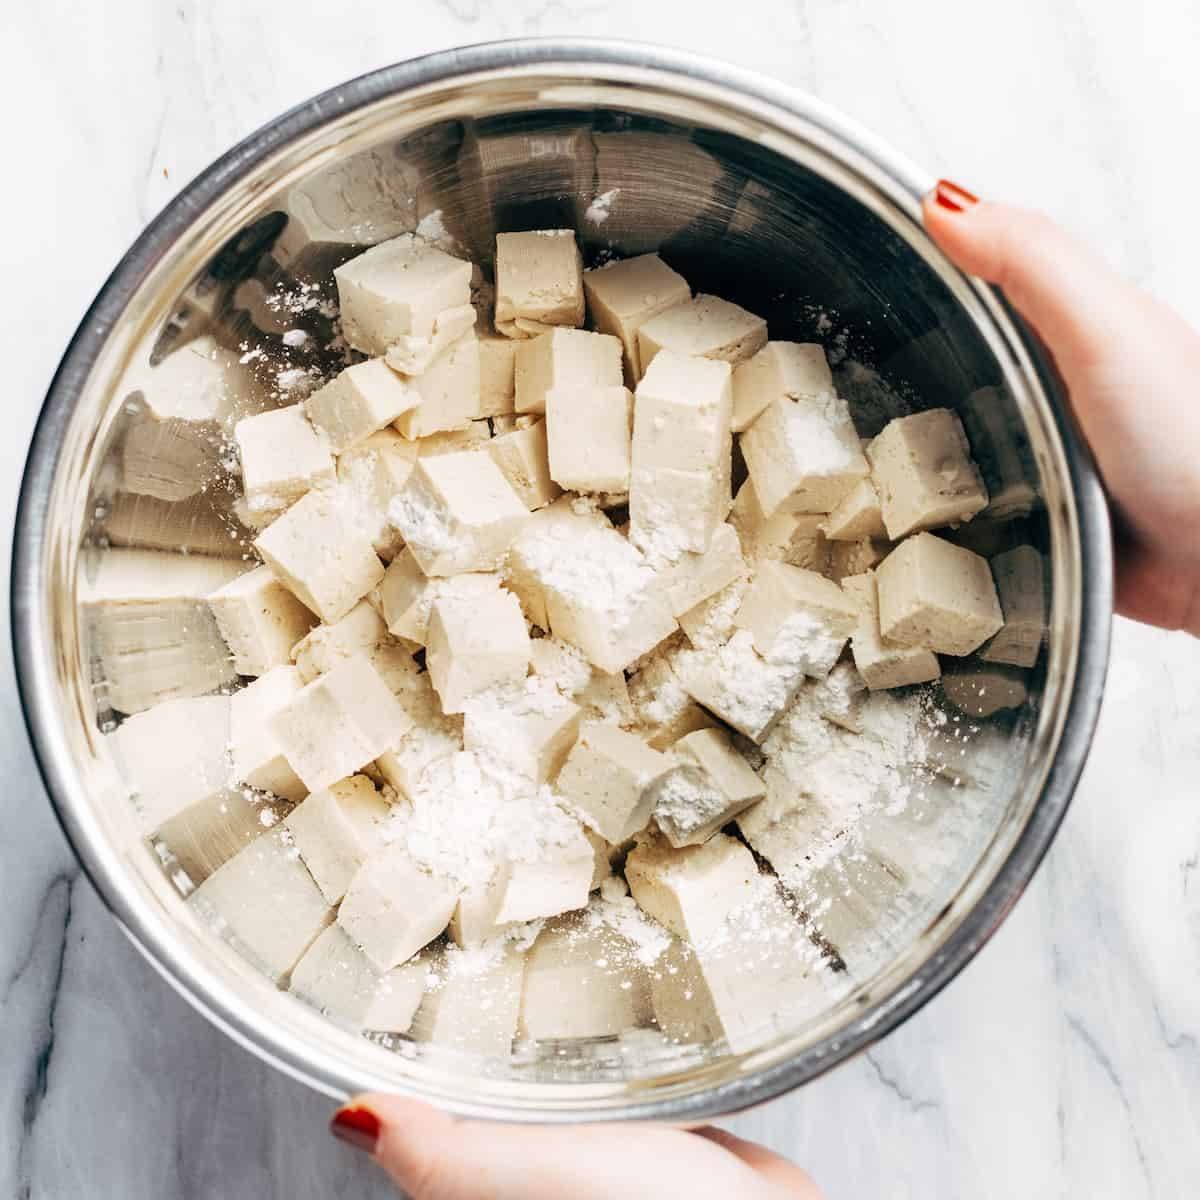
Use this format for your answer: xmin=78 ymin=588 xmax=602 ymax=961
xmin=12 ymin=39 xmax=1111 ymax=1122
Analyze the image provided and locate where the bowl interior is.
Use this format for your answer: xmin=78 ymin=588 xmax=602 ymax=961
xmin=29 ymin=56 xmax=1082 ymax=1120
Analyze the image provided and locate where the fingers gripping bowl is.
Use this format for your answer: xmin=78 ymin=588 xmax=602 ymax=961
xmin=13 ymin=41 xmax=1110 ymax=1121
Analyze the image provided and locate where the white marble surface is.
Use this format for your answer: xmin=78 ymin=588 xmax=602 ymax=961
xmin=2 ymin=2 xmax=1199 ymax=1196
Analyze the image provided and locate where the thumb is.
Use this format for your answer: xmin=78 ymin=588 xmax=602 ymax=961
xmin=922 ymin=182 xmax=1130 ymax=378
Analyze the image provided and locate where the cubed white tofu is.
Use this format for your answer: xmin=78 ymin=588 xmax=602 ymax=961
xmin=463 ymin=682 xmax=582 ymax=783
xmin=254 ymin=489 xmax=384 ymax=624
xmin=729 ymin=480 xmax=829 ymax=573
xmin=741 ymin=393 xmax=869 ymax=516
xmin=448 ymin=873 xmax=508 ymax=949
xmin=412 ymin=946 xmax=524 ymax=1059
xmin=518 ymin=920 xmax=651 ymax=1040
xmin=291 ymin=601 xmax=386 ymax=682
xmin=673 ymin=629 xmax=806 ymax=743
xmin=630 ymin=350 xmax=733 ymax=560
xmin=514 ymin=327 xmax=623 ymax=415
xmin=388 ymin=450 xmax=530 ymax=576
xmin=377 ymin=551 xmax=499 ymax=646
xmin=109 ymin=695 xmax=231 ymax=832
xmin=336 ymin=429 xmax=420 ymax=560
xmin=659 ymin=523 xmax=745 ymax=618
xmin=426 ymin=583 xmax=530 ymax=713
xmin=304 ymin=359 xmax=420 ymax=453
xmin=486 ymin=420 xmax=561 ymax=510
xmin=867 ymin=408 xmax=989 ymax=539
xmin=842 ymin=571 xmax=941 ymax=690
xmin=627 ymin=650 xmax=717 ymax=749
xmin=734 ymin=560 xmax=859 ymax=677
xmin=636 ymin=294 xmax=767 ymax=375
xmin=556 ymin=723 xmax=674 ymax=843
xmin=82 ymin=549 xmax=246 ymax=714
xmin=545 ymin=385 xmax=632 ymax=494
xmin=942 ymin=660 xmax=1030 ymax=717
xmin=821 ymin=478 xmax=887 ymax=541
xmin=506 ymin=503 xmax=677 ymax=672
xmin=390 ymin=330 xmax=482 ymax=439
xmin=476 ymin=323 xmax=518 ymax=417
xmin=494 ymin=229 xmax=584 ymax=336
xmin=582 ymin=254 xmax=692 ymax=379
xmin=285 ymin=774 xmax=392 ymax=904
xmin=875 ymin=533 xmax=1004 ymax=656
xmin=375 ymin=709 xmax=463 ymax=803
xmin=731 ymin=342 xmax=833 ymax=433
xmin=338 ymin=843 xmax=460 ymax=971
xmin=528 ymin=637 xmax=636 ymax=726
xmin=333 ymin=233 xmax=473 ymax=357
xmin=289 ymin=923 xmax=426 ymax=1033
xmin=625 ymin=831 xmax=759 ymax=943
xmin=234 ymin=404 xmax=335 ymax=522
xmin=269 ymin=654 xmax=413 ymax=791
xmin=229 ymin=666 xmax=308 ymax=802
xmin=188 ymin=828 xmax=334 ymax=983
xmin=980 ymin=545 xmax=1046 ymax=668
xmin=384 ymin=304 xmax=476 ymax=377
xmin=494 ymin=821 xmax=595 ymax=924
xmin=655 ymin=728 xmax=767 ymax=847
xmin=209 ymin=565 xmax=317 ymax=677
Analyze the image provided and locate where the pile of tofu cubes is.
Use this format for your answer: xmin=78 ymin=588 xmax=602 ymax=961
xmin=92 ymin=225 xmax=1045 ymax=1060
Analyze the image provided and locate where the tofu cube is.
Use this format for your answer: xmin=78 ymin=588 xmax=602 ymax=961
xmin=476 ymin=324 xmax=518 ymax=417
xmin=582 ymin=254 xmax=692 ymax=379
xmin=391 ymin=330 xmax=482 ymax=439
xmin=291 ymin=600 xmax=386 ymax=682
xmin=254 ymin=490 xmax=384 ymax=624
xmin=494 ymin=229 xmax=584 ymax=336
xmin=731 ymin=342 xmax=833 ymax=433
xmin=556 ymin=723 xmax=674 ymax=843
xmin=734 ymin=560 xmax=859 ymax=677
xmin=338 ymin=843 xmax=460 ymax=970
xmin=188 ymin=829 xmax=333 ymax=983
xmin=867 ymin=408 xmax=989 ymax=539
xmin=463 ymin=684 xmax=582 ymax=783
xmin=108 ymin=695 xmax=231 ymax=832
xmin=377 ymin=550 xmax=500 ymax=645
xmin=388 ymin=450 xmax=530 ymax=576
xmin=412 ymin=946 xmax=524 ymax=1059
xmin=493 ymin=820 xmax=595 ymax=924
xmin=876 ymin=533 xmax=1003 ymax=655
xmin=821 ymin=478 xmax=887 ymax=542
xmin=289 ymin=923 xmax=426 ymax=1033
xmin=529 ymin=636 xmax=636 ymax=727
xmin=656 ymin=728 xmax=767 ymax=847
xmin=486 ymin=419 xmax=561 ymax=510
xmin=375 ymin=714 xmax=463 ymax=803
xmin=841 ymin=571 xmax=941 ymax=690
xmin=383 ymin=304 xmax=476 ymax=377
xmin=514 ymin=327 xmax=623 ymax=415
xmin=730 ymin=480 xmax=830 ymax=573
xmin=234 ymin=404 xmax=335 ymax=521
xmin=208 ymin=564 xmax=317 ymax=678
xmin=545 ymin=385 xmax=632 ymax=494
xmin=625 ymin=831 xmax=759 ymax=943
xmin=333 ymin=233 xmax=473 ymax=357
xmin=742 ymin=392 xmax=869 ymax=517
xmin=660 ymin=523 xmax=745 ymax=617
xmin=942 ymin=659 xmax=1030 ymax=717
xmin=426 ymin=583 xmax=531 ymax=713
xmin=269 ymin=654 xmax=413 ymax=791
xmin=630 ymin=350 xmax=733 ymax=559
xmin=83 ymin=549 xmax=245 ymax=714
xmin=980 ymin=545 xmax=1046 ymax=668
xmin=449 ymin=874 xmax=508 ymax=949
xmin=229 ymin=666 xmax=309 ymax=802
xmin=636 ymin=294 xmax=767 ymax=375
xmin=336 ymin=429 xmax=420 ymax=560
xmin=627 ymin=651 xmax=718 ymax=749
xmin=672 ymin=629 xmax=807 ymax=743
xmin=304 ymin=359 xmax=420 ymax=453
xmin=284 ymin=775 xmax=392 ymax=904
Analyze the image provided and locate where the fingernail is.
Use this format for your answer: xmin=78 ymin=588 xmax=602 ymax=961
xmin=934 ymin=179 xmax=980 ymax=213
xmin=331 ymin=1105 xmax=381 ymax=1155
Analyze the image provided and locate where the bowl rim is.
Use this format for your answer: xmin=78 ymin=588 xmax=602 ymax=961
xmin=11 ymin=36 xmax=1112 ymax=1120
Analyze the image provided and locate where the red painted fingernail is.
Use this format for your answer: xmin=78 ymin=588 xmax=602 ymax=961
xmin=934 ymin=179 xmax=980 ymax=213
xmin=331 ymin=1105 xmax=381 ymax=1155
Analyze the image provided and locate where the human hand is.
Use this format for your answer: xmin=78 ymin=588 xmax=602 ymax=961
xmin=331 ymin=1096 xmax=824 ymax=1199
xmin=923 ymin=180 xmax=1200 ymax=636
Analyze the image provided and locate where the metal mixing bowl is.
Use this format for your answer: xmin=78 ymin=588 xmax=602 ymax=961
xmin=12 ymin=39 xmax=1111 ymax=1122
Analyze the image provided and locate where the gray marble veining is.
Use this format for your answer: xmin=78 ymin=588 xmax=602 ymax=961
xmin=3 ymin=2 xmax=1199 ymax=1196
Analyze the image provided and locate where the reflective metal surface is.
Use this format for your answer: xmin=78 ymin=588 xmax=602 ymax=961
xmin=12 ymin=40 xmax=1111 ymax=1122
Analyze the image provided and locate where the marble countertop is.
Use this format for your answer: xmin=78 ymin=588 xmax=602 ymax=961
xmin=3 ymin=2 xmax=1199 ymax=1196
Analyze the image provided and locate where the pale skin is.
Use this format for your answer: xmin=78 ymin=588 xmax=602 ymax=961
xmin=331 ymin=185 xmax=1200 ymax=1198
